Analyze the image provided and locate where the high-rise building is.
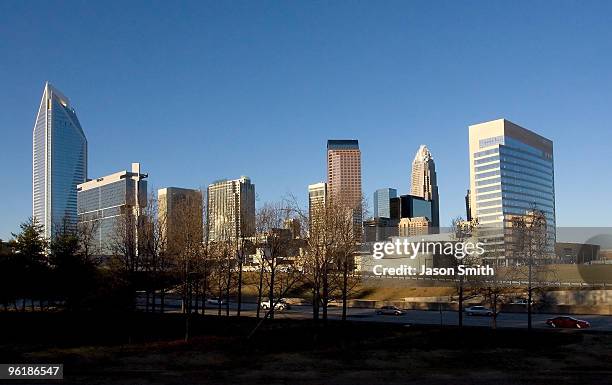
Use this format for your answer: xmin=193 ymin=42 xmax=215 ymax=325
xmin=373 ymin=188 xmax=397 ymax=219
xmin=158 ymin=187 xmax=203 ymax=252
xmin=327 ymin=140 xmax=362 ymax=224
xmin=468 ymin=119 xmax=555 ymax=263
xmin=207 ymin=176 xmax=255 ymax=242
xmin=465 ymin=189 xmax=472 ymax=221
xmin=77 ymin=163 xmax=147 ymax=255
xmin=33 ymin=82 xmax=87 ymax=239
xmin=410 ymin=145 xmax=439 ymax=229
xmin=308 ymin=182 xmax=327 ymax=232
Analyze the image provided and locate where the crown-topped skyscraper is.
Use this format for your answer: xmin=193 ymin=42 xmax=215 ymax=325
xmin=33 ymin=82 xmax=88 ymax=239
xmin=410 ymin=145 xmax=439 ymax=229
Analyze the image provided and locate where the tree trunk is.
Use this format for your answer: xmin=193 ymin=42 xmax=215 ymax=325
xmin=322 ymin=270 xmax=328 ymax=322
xmin=256 ymin=263 xmax=264 ymax=319
xmin=458 ymin=284 xmax=464 ymax=328
xmin=269 ymin=261 xmax=275 ymax=320
xmin=237 ymin=260 xmax=243 ymax=317
xmin=160 ymin=288 xmax=165 ymax=314
xmin=341 ymin=260 xmax=348 ymax=321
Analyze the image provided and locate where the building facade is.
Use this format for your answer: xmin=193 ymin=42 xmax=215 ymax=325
xmin=207 ymin=176 xmax=255 ymax=242
xmin=410 ymin=145 xmax=439 ymax=229
xmin=373 ymin=188 xmax=397 ymax=219
xmin=33 ymin=82 xmax=87 ymax=239
xmin=468 ymin=119 xmax=556 ymax=263
xmin=77 ymin=163 xmax=148 ymax=256
xmin=158 ymin=187 xmax=203 ymax=253
xmin=390 ymin=195 xmax=433 ymax=222
xmin=399 ymin=217 xmax=431 ymax=237
xmin=308 ymin=182 xmax=327 ymax=233
xmin=327 ymin=140 xmax=362 ymax=224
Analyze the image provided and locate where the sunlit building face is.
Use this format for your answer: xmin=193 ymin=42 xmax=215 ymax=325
xmin=33 ymin=83 xmax=87 ymax=239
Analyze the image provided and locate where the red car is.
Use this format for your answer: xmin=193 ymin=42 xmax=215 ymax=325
xmin=546 ymin=316 xmax=590 ymax=329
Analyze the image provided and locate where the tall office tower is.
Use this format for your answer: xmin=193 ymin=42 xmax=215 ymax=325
xmin=469 ymin=119 xmax=556 ymax=264
xmin=158 ymin=187 xmax=203 ymax=253
xmin=327 ymin=140 xmax=362 ymax=224
xmin=465 ymin=189 xmax=472 ymax=221
xmin=373 ymin=188 xmax=397 ymax=218
xmin=77 ymin=163 xmax=148 ymax=256
xmin=308 ymin=182 xmax=327 ymax=233
xmin=207 ymin=176 xmax=255 ymax=242
xmin=33 ymin=82 xmax=87 ymax=239
xmin=410 ymin=145 xmax=439 ymax=229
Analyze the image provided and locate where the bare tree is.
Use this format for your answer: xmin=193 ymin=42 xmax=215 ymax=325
xmin=246 ymin=200 xmax=304 ymax=338
xmin=109 ymin=209 xmax=141 ymax=311
xmin=450 ymin=217 xmax=481 ymax=328
xmin=508 ymin=208 xmax=554 ymax=331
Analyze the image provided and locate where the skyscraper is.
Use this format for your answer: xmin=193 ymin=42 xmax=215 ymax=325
xmin=77 ymin=163 xmax=147 ymax=256
xmin=373 ymin=188 xmax=397 ymax=218
xmin=410 ymin=145 xmax=439 ymax=229
xmin=468 ymin=119 xmax=556 ymax=263
xmin=327 ymin=140 xmax=362 ymax=224
xmin=33 ymin=82 xmax=87 ymax=239
xmin=158 ymin=187 xmax=203 ymax=253
xmin=308 ymin=182 xmax=327 ymax=233
xmin=207 ymin=176 xmax=255 ymax=242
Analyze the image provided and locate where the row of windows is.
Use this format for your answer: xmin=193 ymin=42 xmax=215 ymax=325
xmin=476 ymin=184 xmax=501 ymax=194
xmin=498 ymin=156 xmax=553 ymax=177
xmin=476 ymin=185 xmax=554 ymax=202
xmin=504 ymin=137 xmax=550 ymax=159
xmin=475 ymin=162 xmax=500 ymax=173
xmin=479 ymin=136 xmax=505 ymax=148
xmin=473 ymin=147 xmax=500 ymax=159
xmin=477 ymin=199 xmax=502 ymax=208
xmin=477 ymin=207 xmax=502 ymax=215
xmin=501 ymin=169 xmax=554 ymax=186
xmin=474 ymin=154 xmax=500 ymax=165
xmin=501 ymin=175 xmax=554 ymax=192
xmin=500 ymin=146 xmax=554 ymax=168
xmin=476 ymin=177 xmax=501 ymax=186
xmin=475 ymin=170 xmax=500 ymax=180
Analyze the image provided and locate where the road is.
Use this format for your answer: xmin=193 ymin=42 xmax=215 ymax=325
xmin=137 ymin=296 xmax=612 ymax=331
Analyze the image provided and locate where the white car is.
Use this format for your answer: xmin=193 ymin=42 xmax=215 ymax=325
xmin=260 ymin=299 xmax=289 ymax=311
xmin=465 ymin=305 xmax=495 ymax=316
xmin=206 ymin=298 xmax=226 ymax=305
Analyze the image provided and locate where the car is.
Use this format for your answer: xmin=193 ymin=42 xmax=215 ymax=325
xmin=465 ymin=306 xmax=495 ymax=316
xmin=546 ymin=316 xmax=590 ymax=329
xmin=376 ymin=306 xmax=404 ymax=316
xmin=510 ymin=298 xmax=535 ymax=305
xmin=260 ymin=299 xmax=289 ymax=311
xmin=206 ymin=297 xmax=226 ymax=305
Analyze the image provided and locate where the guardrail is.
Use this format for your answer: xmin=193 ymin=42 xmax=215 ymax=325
xmin=361 ymin=273 xmax=611 ymax=288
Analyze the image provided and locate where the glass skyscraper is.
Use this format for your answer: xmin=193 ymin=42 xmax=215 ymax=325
xmin=33 ymin=82 xmax=87 ymax=239
xmin=468 ymin=119 xmax=555 ymax=264
xmin=373 ymin=188 xmax=397 ymax=218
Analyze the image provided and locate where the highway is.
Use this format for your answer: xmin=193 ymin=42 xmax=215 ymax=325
xmin=137 ymin=296 xmax=612 ymax=331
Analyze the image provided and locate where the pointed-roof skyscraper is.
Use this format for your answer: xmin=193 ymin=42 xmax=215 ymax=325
xmin=33 ymin=82 xmax=87 ymax=239
xmin=410 ymin=145 xmax=439 ymax=229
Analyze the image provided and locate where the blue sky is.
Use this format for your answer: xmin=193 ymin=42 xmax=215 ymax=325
xmin=1 ymin=1 xmax=611 ymax=240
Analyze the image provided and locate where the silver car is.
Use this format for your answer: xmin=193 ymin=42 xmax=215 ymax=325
xmin=465 ymin=305 xmax=494 ymax=316
xmin=376 ymin=306 xmax=404 ymax=316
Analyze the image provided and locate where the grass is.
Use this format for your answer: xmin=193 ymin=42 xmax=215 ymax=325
xmin=1 ymin=312 xmax=611 ymax=384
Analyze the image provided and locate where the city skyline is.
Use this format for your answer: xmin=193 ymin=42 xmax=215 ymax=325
xmin=2 ymin=2 xmax=612 ymax=239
